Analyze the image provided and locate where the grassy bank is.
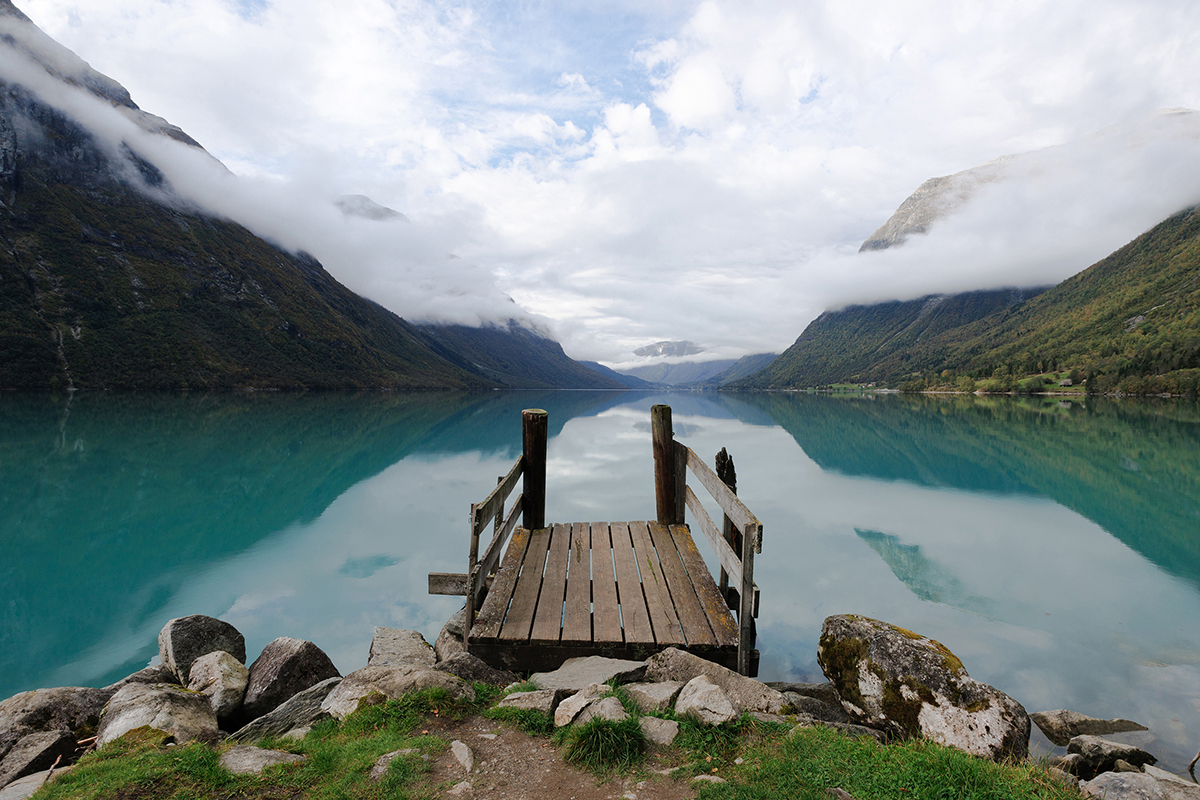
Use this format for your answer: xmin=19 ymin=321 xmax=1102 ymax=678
xmin=30 ymin=686 xmax=1082 ymax=800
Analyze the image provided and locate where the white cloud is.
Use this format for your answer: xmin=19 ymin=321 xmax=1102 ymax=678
xmin=10 ymin=0 xmax=1200 ymax=361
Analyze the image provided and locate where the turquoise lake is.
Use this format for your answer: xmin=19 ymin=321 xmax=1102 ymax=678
xmin=3 ymin=390 xmax=1199 ymax=771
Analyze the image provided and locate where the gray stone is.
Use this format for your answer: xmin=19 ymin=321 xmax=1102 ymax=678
xmin=448 ymin=781 xmax=473 ymax=796
xmin=434 ymin=627 xmax=466 ymax=663
xmin=624 ymin=682 xmax=683 ymax=714
xmin=1115 ymin=760 xmax=1144 ymax=773
xmin=0 ymin=731 xmax=76 ymax=789
xmin=434 ymin=653 xmax=518 ymax=686
xmin=817 ymin=614 xmax=1029 ymax=761
xmin=554 ymin=684 xmax=609 ymax=728
xmin=1143 ymin=767 xmax=1200 ymax=800
xmin=827 ymin=790 xmax=856 ymax=800
xmin=369 ymin=749 xmax=420 ymax=781
xmin=1082 ymin=772 xmax=1167 ymax=799
xmin=496 ymin=690 xmax=560 ymax=715
xmin=0 ymin=766 xmax=73 ymax=800
xmin=790 ymin=714 xmax=889 ymax=744
xmin=104 ymin=665 xmax=179 ymax=692
xmin=242 ymin=637 xmax=340 ymax=721
xmin=228 ymin=677 xmax=341 ymax=742
xmin=639 ymin=717 xmax=679 ymax=745
xmin=450 ymin=740 xmax=474 ymax=773
xmin=645 ymin=648 xmax=786 ymax=714
xmin=674 ymin=676 xmax=738 ymax=726
xmin=320 ymin=666 xmax=474 ymax=720
xmin=282 ymin=727 xmax=310 ymax=740
xmin=574 ymin=696 xmax=629 ymax=726
xmin=768 ymin=681 xmax=841 ymax=707
xmin=0 ymin=687 xmax=112 ymax=762
xmin=187 ymin=651 xmax=249 ymax=725
xmin=157 ymin=615 xmax=246 ymax=684
xmin=218 ymin=745 xmax=306 ymax=775
xmin=444 ymin=607 xmax=468 ymax=638
xmin=784 ymin=692 xmax=850 ymax=723
xmin=1047 ymin=767 xmax=1079 ymax=788
xmin=1069 ymin=735 xmax=1158 ymax=779
xmin=368 ymin=628 xmax=436 ymax=669
xmin=530 ymin=656 xmax=647 ymax=692
xmin=96 ymin=683 xmax=218 ymax=746
xmin=1031 ymin=709 xmax=1150 ymax=747
xmin=692 ymin=774 xmax=727 ymax=784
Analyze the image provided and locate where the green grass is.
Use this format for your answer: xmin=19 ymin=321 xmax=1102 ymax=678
xmin=555 ymin=716 xmax=647 ymax=774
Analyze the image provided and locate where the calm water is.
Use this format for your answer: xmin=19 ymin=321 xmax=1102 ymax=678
xmin=3 ymin=391 xmax=1199 ymax=770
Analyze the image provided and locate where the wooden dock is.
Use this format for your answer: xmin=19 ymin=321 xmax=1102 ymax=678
xmin=429 ymin=405 xmax=763 ymax=676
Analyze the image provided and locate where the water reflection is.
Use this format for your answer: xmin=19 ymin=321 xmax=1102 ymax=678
xmin=3 ymin=391 xmax=1199 ymax=772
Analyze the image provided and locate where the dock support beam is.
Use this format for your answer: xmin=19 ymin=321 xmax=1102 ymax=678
xmin=652 ymin=404 xmax=685 ymax=525
xmin=522 ymin=409 xmax=547 ymax=530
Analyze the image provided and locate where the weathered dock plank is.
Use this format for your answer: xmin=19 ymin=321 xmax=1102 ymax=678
xmin=590 ymin=522 xmax=623 ymax=644
xmin=648 ymin=521 xmax=717 ymax=646
xmin=561 ymin=522 xmax=592 ymax=643
xmin=610 ymin=522 xmax=654 ymax=644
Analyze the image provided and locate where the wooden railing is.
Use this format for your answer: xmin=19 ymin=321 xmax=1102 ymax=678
xmin=652 ymin=404 xmax=762 ymax=676
xmin=427 ymin=408 xmax=548 ymax=650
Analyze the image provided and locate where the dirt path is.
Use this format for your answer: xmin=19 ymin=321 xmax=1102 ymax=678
xmin=416 ymin=713 xmax=703 ymax=800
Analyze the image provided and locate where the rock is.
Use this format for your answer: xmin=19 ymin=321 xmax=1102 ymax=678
xmin=187 ymin=651 xmax=249 ymax=725
xmin=784 ymin=692 xmax=850 ymax=723
xmin=0 ymin=767 xmax=73 ymax=800
xmin=218 ymin=745 xmax=306 ymax=775
xmin=1031 ymin=709 xmax=1150 ymax=747
xmin=0 ymin=731 xmax=76 ymax=789
xmin=1116 ymin=760 xmax=1144 ymax=773
xmin=228 ymin=677 xmax=341 ymax=742
xmin=368 ymin=628 xmax=436 ymax=669
xmin=242 ymin=637 xmax=340 ymax=721
xmin=1143 ymin=767 xmax=1200 ymax=800
xmin=496 ymin=690 xmax=561 ymax=715
xmin=450 ymin=740 xmax=474 ymax=773
xmin=768 ymin=681 xmax=842 ymax=707
xmin=1047 ymin=767 xmax=1079 ymax=788
xmin=790 ymin=715 xmax=890 ymax=744
xmin=435 ymin=627 xmax=467 ymax=662
xmin=674 ymin=676 xmax=738 ymax=725
xmin=574 ymin=696 xmax=629 ymax=725
xmin=1082 ymin=772 xmax=1166 ymax=799
xmin=692 ymin=774 xmax=727 ymax=784
xmin=369 ymin=749 xmax=420 ymax=781
xmin=282 ymin=727 xmax=310 ymax=740
xmin=639 ymin=717 xmax=679 ymax=745
xmin=96 ymin=683 xmax=218 ymax=746
xmin=434 ymin=653 xmax=517 ymax=686
xmin=827 ymin=790 xmax=856 ymax=800
xmin=624 ymin=682 xmax=683 ymax=714
xmin=157 ymin=615 xmax=246 ymax=683
xmin=0 ymin=687 xmax=112 ymax=762
xmin=448 ymin=781 xmax=473 ymax=796
xmin=530 ymin=656 xmax=647 ymax=692
xmin=554 ymin=684 xmax=609 ymax=728
xmin=444 ymin=607 xmax=468 ymax=638
xmin=1068 ymin=736 xmax=1157 ymax=779
xmin=645 ymin=648 xmax=786 ymax=714
xmin=817 ymin=614 xmax=1029 ymax=760
xmin=320 ymin=666 xmax=474 ymax=720
xmin=103 ymin=665 xmax=179 ymax=692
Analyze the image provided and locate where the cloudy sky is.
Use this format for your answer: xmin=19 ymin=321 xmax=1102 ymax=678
xmin=14 ymin=0 xmax=1200 ymax=364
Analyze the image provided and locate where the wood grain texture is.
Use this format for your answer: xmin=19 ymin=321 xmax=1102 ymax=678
xmin=669 ymin=523 xmax=738 ymax=646
xmin=629 ymin=520 xmax=685 ymax=645
xmin=471 ymin=526 xmax=532 ymax=640
xmin=530 ymin=523 xmax=570 ymax=642
xmin=610 ymin=522 xmax=654 ymax=644
xmin=499 ymin=526 xmax=552 ymax=641
xmin=561 ymin=522 xmax=592 ymax=643
xmin=590 ymin=522 xmax=623 ymax=644
xmin=648 ymin=521 xmax=716 ymax=646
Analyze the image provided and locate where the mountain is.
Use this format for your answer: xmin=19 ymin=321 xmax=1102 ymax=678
xmin=633 ymin=340 xmax=705 ymax=357
xmin=415 ymin=320 xmax=626 ymax=389
xmin=0 ymin=3 xmax=607 ymax=391
xmin=738 ymin=207 xmax=1200 ymax=391
xmin=699 ymin=353 xmax=778 ymax=386
xmin=579 ymin=361 xmax=659 ymax=389
xmin=617 ymin=359 xmax=737 ymax=386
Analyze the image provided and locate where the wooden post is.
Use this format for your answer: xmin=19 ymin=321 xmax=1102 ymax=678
xmin=738 ymin=522 xmax=757 ymax=676
xmin=652 ymin=405 xmax=683 ymax=524
xmin=716 ymin=448 xmax=737 ymax=601
xmin=522 ymin=409 xmax=547 ymax=530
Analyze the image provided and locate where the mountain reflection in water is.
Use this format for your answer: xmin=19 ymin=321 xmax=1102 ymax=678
xmin=3 ymin=391 xmax=1198 ymax=771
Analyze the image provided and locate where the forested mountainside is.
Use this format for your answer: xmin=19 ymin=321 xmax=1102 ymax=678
xmin=738 ymin=207 xmax=1200 ymax=392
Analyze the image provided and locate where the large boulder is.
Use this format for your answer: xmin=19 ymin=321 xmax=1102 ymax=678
xmin=624 ymin=682 xmax=684 ymax=714
xmin=784 ymin=692 xmax=851 ymax=723
xmin=368 ymin=628 xmax=436 ymax=669
xmin=228 ymin=677 xmax=340 ymax=742
xmin=1031 ymin=709 xmax=1149 ymax=747
xmin=1067 ymin=735 xmax=1157 ymax=779
xmin=0 ymin=731 xmax=76 ymax=789
xmin=817 ymin=614 xmax=1029 ymax=761
xmin=242 ymin=638 xmax=340 ymax=721
xmin=434 ymin=653 xmax=518 ymax=686
xmin=530 ymin=656 xmax=647 ymax=692
xmin=645 ymin=647 xmax=786 ymax=714
xmin=0 ymin=687 xmax=112 ymax=763
xmin=1080 ymin=772 xmax=1166 ymax=800
xmin=319 ymin=666 xmax=474 ymax=720
xmin=96 ymin=683 xmax=219 ymax=746
xmin=187 ymin=651 xmax=249 ymax=726
xmin=157 ymin=616 xmax=246 ymax=683
xmin=103 ymin=666 xmax=179 ymax=693
xmin=496 ymin=690 xmax=561 ymax=715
